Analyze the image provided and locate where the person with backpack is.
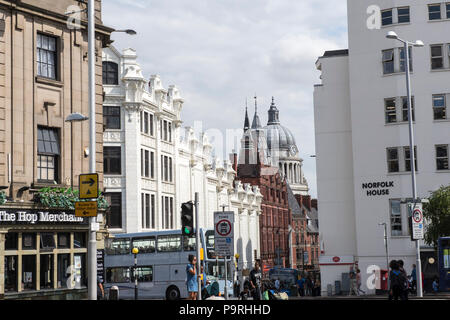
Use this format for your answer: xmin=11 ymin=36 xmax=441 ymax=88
xmin=389 ymin=260 xmax=407 ymax=301
xmin=398 ymin=260 xmax=409 ymax=300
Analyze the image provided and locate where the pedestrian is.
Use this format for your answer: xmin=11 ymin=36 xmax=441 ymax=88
xmin=314 ymin=278 xmax=321 ymax=296
xmin=239 ymin=284 xmax=250 ymax=300
xmin=356 ymin=269 xmax=365 ymax=295
xmin=274 ymin=278 xmax=280 ymax=292
xmin=348 ymin=265 xmax=358 ymax=296
xmin=432 ymin=277 xmax=439 ymax=294
xmin=410 ymin=264 xmax=417 ymax=293
xmin=249 ymin=261 xmax=262 ymax=300
xmin=389 ymin=260 xmax=407 ymax=301
xmin=297 ymin=275 xmax=305 ymax=297
xmin=97 ymin=276 xmax=105 ymax=300
xmin=397 ymin=260 xmax=408 ymax=300
xmin=186 ymin=254 xmax=198 ymax=300
xmin=305 ymin=275 xmax=313 ymax=296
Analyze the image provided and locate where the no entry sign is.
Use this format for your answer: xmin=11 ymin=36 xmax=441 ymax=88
xmin=214 ymin=211 xmax=234 ymax=256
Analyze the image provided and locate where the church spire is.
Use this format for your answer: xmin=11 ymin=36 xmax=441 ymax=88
xmin=243 ymin=98 xmax=250 ymax=132
xmin=251 ymin=95 xmax=262 ymax=129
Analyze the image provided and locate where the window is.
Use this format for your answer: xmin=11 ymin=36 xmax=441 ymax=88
xmin=161 ymin=196 xmax=174 ymax=229
xmin=106 ymin=267 xmax=130 ymax=283
xmin=161 ymin=120 xmax=172 ymax=142
xmin=161 ymin=155 xmax=173 ymax=182
xmin=382 ymin=49 xmax=394 ymax=74
xmin=74 ymin=232 xmax=87 ymax=248
xmin=5 ymin=256 xmax=18 ymax=292
xmin=37 ymin=127 xmax=60 ymax=183
xmin=104 ymin=146 xmax=121 ymax=174
xmin=37 ymin=33 xmax=57 ymax=79
xmin=402 ymin=96 xmax=415 ymax=122
xmin=429 ymin=4 xmax=442 ymax=20
xmin=57 ymin=233 xmax=70 ymax=248
xmin=102 ymin=61 xmax=119 ymax=85
xmin=404 ymin=146 xmax=418 ymax=172
xmin=40 ymin=233 xmax=56 ymax=250
xmin=385 ymin=98 xmax=397 ymax=123
xmin=141 ymin=149 xmax=154 ymax=179
xmin=133 ymin=267 xmax=153 ymax=283
xmin=436 ymin=145 xmax=449 ymax=170
xmin=132 ymin=237 xmax=156 ymax=254
xmin=22 ymin=255 xmax=36 ymax=290
xmin=381 ymin=9 xmax=393 ymax=26
xmin=183 ymin=235 xmax=196 ymax=252
xmin=390 ymin=199 xmax=402 ymax=236
xmin=399 ymin=46 xmax=413 ymax=72
xmin=23 ymin=233 xmax=36 ymax=250
xmin=103 ymin=106 xmax=121 ymax=130
xmin=447 ymin=3 xmax=450 ymax=18
xmin=105 ymin=192 xmax=122 ymax=229
xmin=397 ymin=7 xmax=410 ymax=23
xmin=41 ymin=255 xmax=54 ymax=288
xmin=387 ymin=148 xmax=399 ymax=173
xmin=5 ymin=232 xmax=18 ymax=250
xmin=141 ymin=193 xmax=155 ymax=229
xmin=140 ymin=111 xmax=154 ymax=136
xmin=431 ymin=45 xmax=444 ymax=69
xmin=106 ymin=238 xmax=130 ymax=255
xmin=157 ymin=235 xmax=181 ymax=252
xmin=433 ymin=94 xmax=447 ymax=120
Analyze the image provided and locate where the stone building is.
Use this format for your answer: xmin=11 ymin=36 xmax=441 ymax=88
xmin=0 ymin=0 xmax=112 ymax=299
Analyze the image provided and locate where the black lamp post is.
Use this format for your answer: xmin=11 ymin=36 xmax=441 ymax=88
xmin=132 ymin=247 xmax=139 ymax=300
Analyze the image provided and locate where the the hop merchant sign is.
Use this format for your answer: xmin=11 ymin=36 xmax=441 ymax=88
xmin=214 ymin=211 xmax=235 ymax=257
xmin=409 ymin=203 xmax=424 ymax=240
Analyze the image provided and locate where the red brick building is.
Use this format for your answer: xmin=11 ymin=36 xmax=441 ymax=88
xmin=235 ymin=161 xmax=291 ymax=273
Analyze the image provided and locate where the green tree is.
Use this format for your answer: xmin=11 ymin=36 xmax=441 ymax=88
xmin=423 ymin=185 xmax=450 ymax=247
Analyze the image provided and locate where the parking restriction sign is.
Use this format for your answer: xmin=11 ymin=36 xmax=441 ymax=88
xmin=409 ymin=203 xmax=424 ymax=240
xmin=214 ymin=211 xmax=234 ymax=257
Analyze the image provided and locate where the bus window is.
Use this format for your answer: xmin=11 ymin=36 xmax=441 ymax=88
xmin=133 ymin=266 xmax=153 ymax=282
xmin=106 ymin=267 xmax=130 ymax=283
xmin=157 ymin=235 xmax=181 ymax=252
xmin=106 ymin=238 xmax=130 ymax=255
xmin=183 ymin=235 xmax=196 ymax=252
xmin=132 ymin=237 xmax=156 ymax=254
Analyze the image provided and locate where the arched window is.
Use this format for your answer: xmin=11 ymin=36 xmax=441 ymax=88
xmin=102 ymin=61 xmax=119 ymax=85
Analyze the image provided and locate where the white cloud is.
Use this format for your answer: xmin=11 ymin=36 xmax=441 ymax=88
xmin=102 ymin=0 xmax=348 ymax=197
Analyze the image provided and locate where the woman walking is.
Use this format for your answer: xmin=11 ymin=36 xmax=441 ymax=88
xmin=186 ymin=255 xmax=198 ymax=300
xmin=356 ymin=269 xmax=365 ymax=295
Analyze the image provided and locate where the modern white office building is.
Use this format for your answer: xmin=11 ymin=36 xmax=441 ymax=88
xmin=314 ymin=0 xmax=450 ymax=295
xmin=101 ymin=46 xmax=262 ymax=270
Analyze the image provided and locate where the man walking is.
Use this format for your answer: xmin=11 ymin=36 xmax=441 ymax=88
xmin=249 ymin=261 xmax=262 ymax=300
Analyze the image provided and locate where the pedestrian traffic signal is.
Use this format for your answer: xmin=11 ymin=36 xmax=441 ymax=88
xmin=181 ymin=201 xmax=194 ymax=236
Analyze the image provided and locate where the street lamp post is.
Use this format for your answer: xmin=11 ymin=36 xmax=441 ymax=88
xmin=386 ymin=31 xmax=424 ymax=298
xmin=379 ymin=222 xmax=389 ymax=291
xmin=132 ymin=248 xmax=139 ymax=300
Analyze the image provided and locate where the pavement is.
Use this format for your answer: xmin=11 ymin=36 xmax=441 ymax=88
xmin=288 ymin=293 xmax=450 ymax=300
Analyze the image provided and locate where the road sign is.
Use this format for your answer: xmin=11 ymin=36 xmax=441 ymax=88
xmin=410 ymin=203 xmax=424 ymax=240
xmin=75 ymin=201 xmax=98 ymax=217
xmin=79 ymin=173 xmax=98 ymax=199
xmin=214 ymin=211 xmax=234 ymax=257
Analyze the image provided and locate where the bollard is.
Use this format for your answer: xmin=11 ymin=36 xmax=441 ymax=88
xmin=109 ymin=286 xmax=119 ymax=300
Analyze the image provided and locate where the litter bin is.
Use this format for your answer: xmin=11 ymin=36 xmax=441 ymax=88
xmin=109 ymin=286 xmax=119 ymax=300
xmin=327 ymin=284 xmax=332 ymax=296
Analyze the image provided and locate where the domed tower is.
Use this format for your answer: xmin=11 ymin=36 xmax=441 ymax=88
xmin=264 ymin=97 xmax=309 ymax=195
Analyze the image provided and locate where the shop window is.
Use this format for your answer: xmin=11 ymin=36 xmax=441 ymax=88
xmin=58 ymin=233 xmax=70 ymax=248
xmin=22 ymin=233 xmax=36 ymax=250
xmin=22 ymin=255 xmax=36 ymax=291
xmin=5 ymin=232 xmax=18 ymax=250
xmin=40 ymin=233 xmax=56 ymax=250
xmin=4 ymin=256 xmax=18 ymax=292
xmin=74 ymin=232 xmax=87 ymax=248
xmin=57 ymin=254 xmax=71 ymax=289
xmin=40 ymin=254 xmax=54 ymax=289
xmin=74 ymin=254 xmax=87 ymax=287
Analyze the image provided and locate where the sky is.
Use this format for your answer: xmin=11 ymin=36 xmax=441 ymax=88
xmin=102 ymin=0 xmax=349 ymax=198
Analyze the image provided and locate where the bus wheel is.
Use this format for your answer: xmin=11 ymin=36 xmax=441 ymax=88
xmin=166 ymin=286 xmax=180 ymax=301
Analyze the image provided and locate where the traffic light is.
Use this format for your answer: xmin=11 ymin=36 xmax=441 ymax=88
xmin=181 ymin=201 xmax=194 ymax=236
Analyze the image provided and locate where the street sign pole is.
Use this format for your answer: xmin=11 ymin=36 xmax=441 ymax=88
xmin=195 ymin=192 xmax=201 ymax=300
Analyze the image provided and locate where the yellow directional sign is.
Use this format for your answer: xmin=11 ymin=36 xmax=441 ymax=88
xmin=75 ymin=201 xmax=98 ymax=217
xmin=79 ymin=173 xmax=98 ymax=199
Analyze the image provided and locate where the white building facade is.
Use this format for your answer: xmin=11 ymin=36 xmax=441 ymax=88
xmin=314 ymin=0 xmax=450 ymax=295
xmin=102 ymin=46 xmax=262 ymax=270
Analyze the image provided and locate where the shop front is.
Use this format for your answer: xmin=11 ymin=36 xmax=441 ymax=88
xmin=0 ymin=204 xmax=102 ymax=300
